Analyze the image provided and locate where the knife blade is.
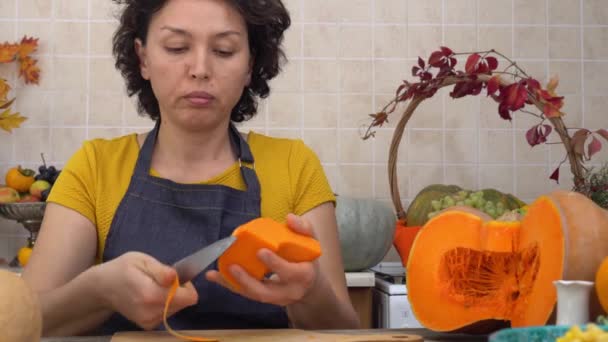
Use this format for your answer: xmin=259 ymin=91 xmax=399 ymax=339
xmin=172 ymin=235 xmax=236 ymax=284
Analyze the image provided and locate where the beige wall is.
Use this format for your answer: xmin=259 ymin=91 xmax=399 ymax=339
xmin=1 ymin=0 xmax=607 ymax=262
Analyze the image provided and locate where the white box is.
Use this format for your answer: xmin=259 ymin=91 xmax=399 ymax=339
xmin=371 ymin=262 xmax=423 ymax=329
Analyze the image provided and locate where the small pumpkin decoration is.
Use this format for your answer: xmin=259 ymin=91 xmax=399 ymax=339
xmin=406 ymin=190 xmax=608 ymax=333
xmin=5 ymin=166 xmax=35 ymax=193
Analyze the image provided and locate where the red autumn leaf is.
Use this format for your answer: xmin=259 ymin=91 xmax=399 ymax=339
xmin=487 ymin=75 xmax=501 ymax=96
xmin=526 ymin=126 xmax=540 ymax=147
xmin=428 ymin=51 xmax=445 ymax=68
xmin=588 ymin=136 xmax=602 ymax=159
xmin=465 ymin=53 xmax=481 ymax=74
xmin=503 ymin=82 xmax=527 ymax=111
xmin=485 ymin=56 xmax=498 ymax=71
xmin=412 ymin=65 xmax=420 ymax=77
xmin=525 ymin=124 xmax=552 ymax=147
xmin=597 ymin=129 xmax=608 ymax=143
xmin=477 ymin=62 xmax=489 ymax=74
xmin=498 ymin=102 xmax=512 ymax=121
xmin=450 ymin=81 xmax=482 ymax=98
xmin=396 ymin=82 xmax=409 ymax=98
xmin=400 ymin=82 xmax=420 ymax=101
xmin=550 ymin=166 xmax=560 ymax=184
xmin=543 ymin=103 xmax=562 ymax=118
xmin=449 ymin=57 xmax=457 ymax=67
xmin=470 ymin=82 xmax=483 ymax=95
xmin=418 ymin=57 xmax=425 ymax=69
xmin=527 ymin=78 xmax=541 ymax=93
xmin=437 ymin=66 xmax=455 ymax=78
xmin=440 ymin=46 xmax=453 ymax=56
xmin=570 ymin=129 xmax=590 ymax=158
xmin=546 ymin=95 xmax=564 ymax=108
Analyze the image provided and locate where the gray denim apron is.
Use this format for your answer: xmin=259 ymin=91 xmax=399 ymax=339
xmin=97 ymin=120 xmax=288 ymax=334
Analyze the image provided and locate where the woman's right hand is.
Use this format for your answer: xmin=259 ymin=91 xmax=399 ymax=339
xmin=95 ymin=251 xmax=199 ymax=330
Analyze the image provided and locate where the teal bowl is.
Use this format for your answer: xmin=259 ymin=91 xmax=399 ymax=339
xmin=489 ymin=325 xmax=608 ymax=342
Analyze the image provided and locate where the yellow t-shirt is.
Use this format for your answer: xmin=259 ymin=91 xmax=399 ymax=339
xmin=47 ymin=131 xmax=336 ymax=262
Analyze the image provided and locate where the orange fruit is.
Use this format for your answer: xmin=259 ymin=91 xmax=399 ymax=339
xmin=5 ymin=166 xmax=35 ymax=193
xmin=17 ymin=246 xmax=32 ymax=267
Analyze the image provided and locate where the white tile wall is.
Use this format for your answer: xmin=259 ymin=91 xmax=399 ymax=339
xmin=0 ymin=0 xmax=606 ymax=262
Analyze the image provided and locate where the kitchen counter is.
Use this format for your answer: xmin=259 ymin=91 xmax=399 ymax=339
xmin=40 ymin=329 xmax=488 ymax=342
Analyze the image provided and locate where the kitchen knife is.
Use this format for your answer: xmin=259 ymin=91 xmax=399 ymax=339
xmin=172 ymin=235 xmax=236 ymax=285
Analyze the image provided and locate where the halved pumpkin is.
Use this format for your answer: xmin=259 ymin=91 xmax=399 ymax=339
xmin=406 ymin=191 xmax=608 ymax=333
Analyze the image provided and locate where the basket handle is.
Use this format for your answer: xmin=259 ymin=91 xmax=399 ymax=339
xmin=386 ymin=75 xmax=585 ymax=221
xmin=388 ymin=96 xmax=426 ymax=221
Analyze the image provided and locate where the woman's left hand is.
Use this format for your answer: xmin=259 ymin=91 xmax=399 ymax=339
xmin=205 ymin=213 xmax=319 ymax=306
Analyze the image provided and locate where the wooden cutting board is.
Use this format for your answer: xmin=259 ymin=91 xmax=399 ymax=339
xmin=111 ymin=329 xmax=424 ymax=342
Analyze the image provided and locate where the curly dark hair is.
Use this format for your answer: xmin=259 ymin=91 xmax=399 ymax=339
xmin=111 ymin=0 xmax=291 ymax=122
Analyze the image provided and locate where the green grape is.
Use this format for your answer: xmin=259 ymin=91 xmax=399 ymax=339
xmin=441 ymin=201 xmax=450 ymax=209
xmin=496 ymin=202 xmax=504 ymax=210
xmin=456 ymin=201 xmax=465 ymax=206
xmin=428 ymin=212 xmax=437 ymax=219
xmin=431 ymin=200 xmax=442 ymax=211
xmin=444 ymin=196 xmax=455 ymax=207
xmin=464 ymin=198 xmax=474 ymax=207
xmin=496 ymin=207 xmax=505 ymax=217
xmin=486 ymin=209 xmax=497 ymax=218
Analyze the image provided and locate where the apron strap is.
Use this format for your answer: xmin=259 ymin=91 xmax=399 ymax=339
xmin=133 ymin=120 xmax=260 ymax=196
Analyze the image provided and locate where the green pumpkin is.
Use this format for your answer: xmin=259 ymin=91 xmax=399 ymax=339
xmin=406 ymin=184 xmax=527 ymax=225
xmin=335 ymin=196 xmax=396 ymax=271
xmin=405 ymin=184 xmax=462 ymax=226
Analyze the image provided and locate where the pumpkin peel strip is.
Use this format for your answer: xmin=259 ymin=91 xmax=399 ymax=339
xmin=163 ymin=276 xmax=217 ymax=342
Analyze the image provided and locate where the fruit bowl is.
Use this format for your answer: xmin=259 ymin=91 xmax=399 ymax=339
xmin=0 ymin=202 xmax=46 ymax=238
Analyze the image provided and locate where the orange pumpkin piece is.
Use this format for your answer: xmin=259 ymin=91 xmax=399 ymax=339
xmin=596 ymin=257 xmax=608 ymax=316
xmin=218 ymin=217 xmax=322 ymax=290
xmin=5 ymin=166 xmax=35 ymax=192
xmin=406 ymin=190 xmax=608 ymax=333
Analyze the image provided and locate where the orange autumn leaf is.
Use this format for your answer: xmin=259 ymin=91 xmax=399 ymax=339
xmin=546 ymin=74 xmax=559 ymax=96
xmin=18 ymin=36 xmax=39 ymax=59
xmin=0 ymin=79 xmax=10 ymax=101
xmin=164 ymin=276 xmax=217 ymax=342
xmin=0 ymin=108 xmax=27 ymax=133
xmin=543 ymin=103 xmax=563 ymax=118
xmin=536 ymin=75 xmax=564 ymax=118
xmin=19 ymin=57 xmax=40 ymax=84
xmin=0 ymin=43 xmax=20 ymax=63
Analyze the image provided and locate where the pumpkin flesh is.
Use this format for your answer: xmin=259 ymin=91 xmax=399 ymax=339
xmin=407 ymin=196 xmax=565 ymax=332
xmin=218 ymin=217 xmax=322 ymax=290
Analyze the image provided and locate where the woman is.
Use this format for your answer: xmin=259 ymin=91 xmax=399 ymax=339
xmin=22 ymin=0 xmax=360 ymax=336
